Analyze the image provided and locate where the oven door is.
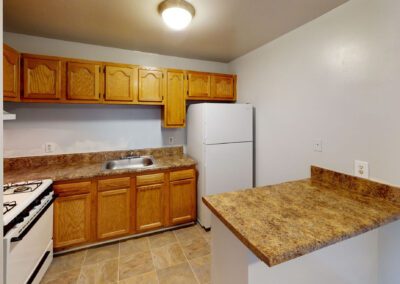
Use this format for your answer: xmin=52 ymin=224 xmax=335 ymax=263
xmin=4 ymin=201 xmax=54 ymax=284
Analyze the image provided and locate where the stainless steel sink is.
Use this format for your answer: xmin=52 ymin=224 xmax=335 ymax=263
xmin=103 ymin=156 xmax=155 ymax=170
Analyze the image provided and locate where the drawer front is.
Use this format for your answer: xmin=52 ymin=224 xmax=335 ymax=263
xmin=170 ymin=169 xmax=195 ymax=182
xmin=136 ymin=173 xmax=165 ymax=186
xmin=54 ymin=181 xmax=92 ymax=196
xmin=98 ymin=177 xmax=131 ymax=191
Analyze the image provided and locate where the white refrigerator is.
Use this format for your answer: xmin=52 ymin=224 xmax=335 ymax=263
xmin=187 ymin=103 xmax=253 ymax=229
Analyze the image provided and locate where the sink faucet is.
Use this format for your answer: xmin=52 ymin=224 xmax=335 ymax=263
xmin=121 ymin=152 xmax=140 ymax=160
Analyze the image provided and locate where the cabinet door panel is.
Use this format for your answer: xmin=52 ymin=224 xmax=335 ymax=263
xmin=170 ymin=179 xmax=196 ymax=225
xmin=136 ymin=183 xmax=164 ymax=231
xmin=67 ymin=62 xmax=100 ymax=101
xmin=23 ymin=57 xmax=62 ymax=100
xmin=54 ymin=193 xmax=92 ymax=249
xmin=211 ymin=74 xmax=234 ymax=99
xmin=98 ymin=188 xmax=131 ymax=239
xmin=105 ymin=66 xmax=136 ymax=102
xmin=187 ymin=72 xmax=210 ymax=99
xmin=138 ymin=69 xmax=164 ymax=103
xmin=3 ymin=45 xmax=20 ymax=101
xmin=164 ymin=70 xmax=185 ymax=127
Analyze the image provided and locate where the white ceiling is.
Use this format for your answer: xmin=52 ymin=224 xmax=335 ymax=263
xmin=4 ymin=0 xmax=348 ymax=62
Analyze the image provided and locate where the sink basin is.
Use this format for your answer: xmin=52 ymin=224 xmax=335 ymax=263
xmin=103 ymin=156 xmax=155 ymax=170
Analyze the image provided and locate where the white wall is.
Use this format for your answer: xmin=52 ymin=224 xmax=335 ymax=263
xmin=229 ymin=0 xmax=400 ymax=187
xmin=3 ymin=33 xmax=229 ymax=158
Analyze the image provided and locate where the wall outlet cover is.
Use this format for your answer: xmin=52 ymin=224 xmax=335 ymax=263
xmin=354 ymin=160 xmax=369 ymax=179
xmin=313 ymin=139 xmax=322 ymax=152
xmin=44 ymin=142 xmax=56 ymax=153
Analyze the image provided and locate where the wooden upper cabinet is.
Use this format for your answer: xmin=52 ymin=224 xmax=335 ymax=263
xmin=138 ymin=68 xmax=164 ymax=104
xmin=164 ymin=70 xmax=186 ymax=128
xmin=105 ymin=65 xmax=137 ymax=102
xmin=3 ymin=44 xmax=20 ymax=101
xmin=211 ymin=74 xmax=235 ymax=100
xmin=187 ymin=71 xmax=210 ymax=99
xmin=67 ymin=61 xmax=101 ymax=101
xmin=23 ymin=56 xmax=62 ymax=100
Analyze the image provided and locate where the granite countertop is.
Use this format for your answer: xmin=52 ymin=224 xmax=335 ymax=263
xmin=4 ymin=146 xmax=196 ymax=183
xmin=203 ymin=166 xmax=400 ymax=267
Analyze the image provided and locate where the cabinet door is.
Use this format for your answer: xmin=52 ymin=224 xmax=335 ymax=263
xmin=170 ymin=178 xmax=196 ymax=225
xmin=23 ymin=57 xmax=62 ymax=100
xmin=187 ymin=72 xmax=210 ymax=99
xmin=164 ymin=70 xmax=185 ymax=128
xmin=98 ymin=188 xmax=131 ymax=239
xmin=138 ymin=69 xmax=164 ymax=103
xmin=136 ymin=183 xmax=164 ymax=232
xmin=105 ymin=65 xmax=136 ymax=102
xmin=211 ymin=74 xmax=235 ymax=100
xmin=54 ymin=193 xmax=92 ymax=249
xmin=67 ymin=62 xmax=100 ymax=101
xmin=3 ymin=44 xmax=20 ymax=101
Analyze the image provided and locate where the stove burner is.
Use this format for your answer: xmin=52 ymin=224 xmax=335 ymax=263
xmin=3 ymin=201 xmax=17 ymax=215
xmin=3 ymin=181 xmax=43 ymax=195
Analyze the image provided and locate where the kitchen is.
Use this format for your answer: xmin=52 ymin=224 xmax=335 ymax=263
xmin=1 ymin=0 xmax=400 ymax=283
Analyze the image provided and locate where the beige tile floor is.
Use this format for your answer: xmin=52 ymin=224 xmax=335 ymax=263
xmin=41 ymin=224 xmax=211 ymax=284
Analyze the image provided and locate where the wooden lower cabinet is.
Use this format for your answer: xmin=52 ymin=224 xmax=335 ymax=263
xmin=169 ymin=169 xmax=196 ymax=225
xmin=53 ymin=168 xmax=196 ymax=251
xmin=53 ymin=181 xmax=93 ymax=249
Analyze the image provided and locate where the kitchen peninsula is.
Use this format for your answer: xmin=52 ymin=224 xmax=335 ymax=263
xmin=203 ymin=166 xmax=400 ymax=284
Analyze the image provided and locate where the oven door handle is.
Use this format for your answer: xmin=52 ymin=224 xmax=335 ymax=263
xmin=10 ymin=194 xmax=57 ymax=243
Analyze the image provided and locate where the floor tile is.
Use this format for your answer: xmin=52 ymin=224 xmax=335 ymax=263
xmin=157 ymin=262 xmax=197 ymax=284
xmin=79 ymin=258 xmax=118 ymax=284
xmin=119 ymin=251 xmax=155 ymax=281
xmin=41 ymin=268 xmax=81 ymax=284
xmin=151 ymin=242 xmax=186 ymax=270
xmin=174 ymin=225 xmax=203 ymax=243
xmin=84 ymin=243 xmax=119 ymax=265
xmin=148 ymin=231 xmax=177 ymax=249
xmin=120 ymin=237 xmax=150 ymax=257
xmin=118 ymin=271 xmax=158 ymax=284
xmin=189 ymin=254 xmax=211 ymax=284
xmin=45 ymin=250 xmax=86 ymax=277
xmin=180 ymin=237 xmax=210 ymax=260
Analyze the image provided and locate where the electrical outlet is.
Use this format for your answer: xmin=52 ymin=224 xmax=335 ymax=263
xmin=313 ymin=139 xmax=322 ymax=152
xmin=44 ymin=142 xmax=56 ymax=153
xmin=168 ymin=137 xmax=175 ymax=145
xmin=354 ymin=160 xmax=369 ymax=179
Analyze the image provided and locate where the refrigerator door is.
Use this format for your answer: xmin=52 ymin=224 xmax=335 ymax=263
xmin=204 ymin=103 xmax=253 ymax=145
xmin=198 ymin=142 xmax=253 ymax=228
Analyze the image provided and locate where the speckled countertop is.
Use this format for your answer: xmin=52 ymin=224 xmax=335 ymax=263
xmin=203 ymin=166 xmax=400 ymax=267
xmin=4 ymin=146 xmax=196 ymax=183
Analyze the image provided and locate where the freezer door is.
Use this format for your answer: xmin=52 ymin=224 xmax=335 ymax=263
xmin=199 ymin=142 xmax=253 ymax=228
xmin=204 ymin=103 xmax=253 ymax=145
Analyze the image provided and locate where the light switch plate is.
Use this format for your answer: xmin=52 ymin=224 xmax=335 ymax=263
xmin=354 ymin=160 xmax=369 ymax=179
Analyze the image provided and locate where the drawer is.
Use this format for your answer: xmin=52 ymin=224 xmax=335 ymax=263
xmin=98 ymin=177 xmax=131 ymax=191
xmin=136 ymin=173 xmax=165 ymax=186
xmin=170 ymin=169 xmax=195 ymax=182
xmin=53 ymin=181 xmax=92 ymax=195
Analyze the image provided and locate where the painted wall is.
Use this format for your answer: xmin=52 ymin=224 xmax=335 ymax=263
xmin=229 ymin=0 xmax=400 ymax=187
xmin=3 ymin=33 xmax=229 ymax=158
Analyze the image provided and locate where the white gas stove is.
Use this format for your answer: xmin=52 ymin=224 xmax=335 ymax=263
xmin=3 ymin=179 xmax=55 ymax=284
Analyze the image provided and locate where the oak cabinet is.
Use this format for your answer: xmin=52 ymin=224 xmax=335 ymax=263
xmin=97 ymin=177 xmax=132 ymax=239
xmin=3 ymin=44 xmax=20 ymax=102
xmin=187 ymin=71 xmax=210 ymax=99
xmin=163 ymin=70 xmax=186 ymax=128
xmin=53 ymin=181 xmax=93 ymax=249
xmin=105 ymin=65 xmax=137 ymax=102
xmin=211 ymin=74 xmax=235 ymax=100
xmin=135 ymin=173 xmax=165 ymax=232
xmin=138 ymin=68 xmax=164 ymax=104
xmin=169 ymin=169 xmax=196 ymax=225
xmin=23 ymin=56 xmax=62 ymax=100
xmin=67 ymin=62 xmax=101 ymax=101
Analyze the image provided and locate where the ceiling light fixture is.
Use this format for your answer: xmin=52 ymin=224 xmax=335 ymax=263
xmin=158 ymin=0 xmax=195 ymax=31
